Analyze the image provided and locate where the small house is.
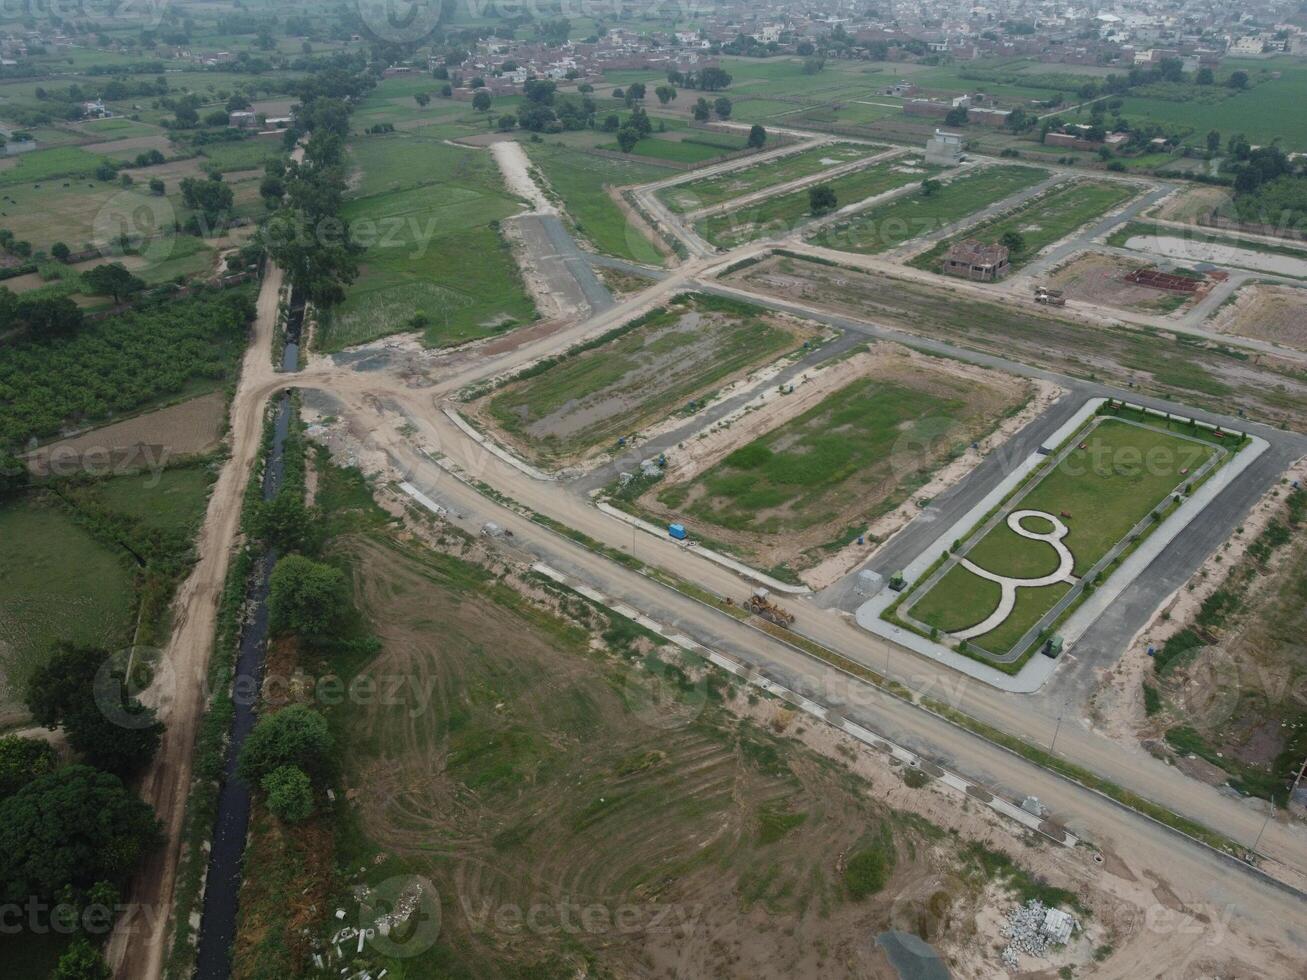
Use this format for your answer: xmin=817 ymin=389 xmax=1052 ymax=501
xmin=941 ymin=239 xmax=1010 ymax=281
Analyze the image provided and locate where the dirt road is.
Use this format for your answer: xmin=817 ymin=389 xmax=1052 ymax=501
xmin=105 ymin=263 xmax=285 ymax=980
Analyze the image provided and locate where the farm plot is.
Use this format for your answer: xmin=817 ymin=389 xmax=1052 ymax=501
xmin=656 ymin=142 xmax=871 ymax=213
xmin=910 ymin=180 xmax=1139 ymax=273
xmin=641 ymin=345 xmax=1032 ymax=580
xmin=525 ymin=142 xmax=673 ymax=265
xmin=477 ymin=294 xmax=814 ymax=466
xmin=810 ymin=164 xmax=1049 ymax=254
xmin=902 ymin=408 xmax=1234 ymax=664
xmin=317 ymin=134 xmax=535 ymax=351
xmin=697 ymin=157 xmax=933 ymax=249
xmin=0 ymin=465 xmax=213 ymax=725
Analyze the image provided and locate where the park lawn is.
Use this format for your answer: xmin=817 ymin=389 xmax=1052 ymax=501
xmin=906 ymin=416 xmax=1219 ymax=657
xmin=0 ymin=497 xmax=136 ymax=722
xmin=318 ymin=133 xmax=535 ymax=351
xmin=972 ymin=582 xmax=1072 ymax=655
xmin=810 ymin=164 xmax=1050 ymax=254
xmin=525 ymin=142 xmax=672 ymax=265
xmin=657 ymin=142 xmax=870 ymax=213
xmin=0 ymin=145 xmax=111 ymax=186
xmin=911 ymin=180 xmax=1138 ymax=272
xmin=78 ymin=117 xmax=162 ymax=139
xmin=906 ymin=564 xmax=1001 ymax=635
xmin=487 ymin=295 xmax=804 ymax=458
xmin=659 ymin=378 xmax=966 ymax=535
xmin=697 ymin=159 xmax=931 ymax=249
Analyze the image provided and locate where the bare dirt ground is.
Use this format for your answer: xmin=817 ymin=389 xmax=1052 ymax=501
xmin=1091 ymin=457 xmax=1307 ymax=767
xmin=491 ymin=139 xmax=554 ymax=213
xmin=594 ymin=264 xmax=656 ymax=296
xmin=635 ymin=343 xmax=1036 ymax=584
xmin=499 ymin=218 xmax=573 ymax=323
xmin=25 ymin=390 xmax=228 ymax=475
xmin=1208 ymin=282 xmax=1307 ymax=351
xmin=1048 ymin=251 xmax=1198 ymax=315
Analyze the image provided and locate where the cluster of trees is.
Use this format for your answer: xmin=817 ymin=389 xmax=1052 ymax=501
xmin=260 ymin=58 xmax=374 ymax=308
xmin=514 ymin=79 xmax=597 ymax=133
xmin=691 ymin=96 xmax=733 ymax=122
xmin=665 ymin=67 xmax=733 ymax=92
xmin=0 ymin=289 xmax=254 ymax=450
xmin=0 ymin=639 xmax=169 ymax=976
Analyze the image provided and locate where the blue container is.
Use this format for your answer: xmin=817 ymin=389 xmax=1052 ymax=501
xmin=668 ymin=523 xmax=687 ymax=540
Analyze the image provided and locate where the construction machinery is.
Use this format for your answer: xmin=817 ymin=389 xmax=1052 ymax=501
xmin=1034 ymin=285 xmax=1066 ymax=306
xmin=745 ymin=588 xmax=795 ymax=628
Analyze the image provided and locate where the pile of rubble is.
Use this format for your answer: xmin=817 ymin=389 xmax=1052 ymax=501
xmin=1000 ymin=899 xmax=1075 ymax=970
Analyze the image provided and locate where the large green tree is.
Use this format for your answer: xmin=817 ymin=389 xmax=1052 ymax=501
xmin=0 ymin=765 xmax=162 ymax=903
xmin=268 ymin=554 xmax=347 ymax=636
xmin=238 ymin=705 xmax=334 ymax=785
xmin=0 ymin=735 xmax=59 ymax=799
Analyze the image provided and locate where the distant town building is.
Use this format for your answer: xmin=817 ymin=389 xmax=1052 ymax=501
xmin=228 ymin=111 xmax=258 ymax=129
xmin=941 ymin=239 xmax=1010 ymax=281
xmin=82 ymin=99 xmax=112 ymax=119
xmin=925 ymin=129 xmax=963 ymax=165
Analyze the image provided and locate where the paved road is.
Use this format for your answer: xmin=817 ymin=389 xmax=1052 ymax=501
xmin=517 ymin=213 xmax=616 ymax=315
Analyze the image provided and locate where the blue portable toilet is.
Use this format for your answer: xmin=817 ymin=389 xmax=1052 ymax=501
xmin=668 ymin=523 xmax=687 ymax=540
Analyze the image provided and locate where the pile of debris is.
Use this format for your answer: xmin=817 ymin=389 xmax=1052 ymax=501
xmin=999 ymin=899 xmax=1076 ymax=970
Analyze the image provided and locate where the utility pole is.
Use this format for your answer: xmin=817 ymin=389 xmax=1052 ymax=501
xmin=1050 ymin=714 xmax=1064 ymax=754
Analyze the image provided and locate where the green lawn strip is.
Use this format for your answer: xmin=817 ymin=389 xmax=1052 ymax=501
xmin=318 ymin=134 xmax=535 ymax=351
xmin=437 ymin=463 xmax=1252 ymax=862
xmin=0 ymin=145 xmax=112 ymax=186
xmin=657 ymin=142 xmax=870 ymax=213
xmin=903 ymin=563 xmax=999 ymax=635
xmin=596 ymin=136 xmax=731 ymax=163
xmin=971 ymin=582 xmax=1072 ymax=655
xmin=525 ymin=142 xmax=672 ymax=265
xmin=810 ymin=165 xmax=1050 ymax=254
xmin=697 ymin=160 xmax=931 ymax=249
xmin=910 ymin=180 xmax=1138 ymax=273
xmin=487 ymin=294 xmax=802 ymax=457
xmin=661 ymin=378 xmax=964 ymax=536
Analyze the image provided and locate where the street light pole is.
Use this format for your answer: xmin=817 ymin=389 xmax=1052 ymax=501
xmin=1050 ymin=714 xmax=1063 ymax=754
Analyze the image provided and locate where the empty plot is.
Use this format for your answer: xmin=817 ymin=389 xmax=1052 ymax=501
xmin=1210 ymin=283 xmax=1307 ymax=350
xmin=644 ymin=348 xmax=1030 ymax=576
xmin=698 ymin=158 xmax=933 ymax=249
xmin=657 ymin=142 xmax=870 ymax=213
xmin=810 ymin=164 xmax=1049 ymax=254
xmin=481 ymin=294 xmax=813 ymax=464
xmin=1047 ymin=252 xmax=1198 ymax=314
xmin=911 ymin=180 xmax=1138 ymax=273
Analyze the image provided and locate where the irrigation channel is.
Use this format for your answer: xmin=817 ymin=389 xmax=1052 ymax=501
xmin=193 ymin=287 xmax=304 ymax=978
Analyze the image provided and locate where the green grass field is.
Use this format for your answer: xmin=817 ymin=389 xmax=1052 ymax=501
xmin=597 ymin=132 xmax=748 ymax=163
xmin=657 ymin=142 xmax=871 ymax=213
xmin=486 ymin=295 xmax=805 ymax=459
xmin=525 ymin=142 xmax=672 ymax=265
xmin=908 ymin=414 xmax=1223 ymax=656
xmin=0 ymin=145 xmax=110 ymax=187
xmin=658 ymin=377 xmax=965 ymax=535
xmin=698 ymin=158 xmax=933 ymax=249
xmin=0 ymin=497 xmax=136 ymax=720
xmin=810 ymin=164 xmax=1050 ymax=254
xmin=318 ymin=133 xmax=535 ymax=351
xmin=911 ymin=179 xmax=1138 ymax=272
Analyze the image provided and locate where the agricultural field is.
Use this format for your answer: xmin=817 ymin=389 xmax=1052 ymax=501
xmin=0 ymin=463 xmax=215 ymax=726
xmin=598 ymin=129 xmax=750 ymax=163
xmin=723 ymin=253 xmax=1307 ymax=433
xmin=477 ymin=294 xmax=815 ymax=465
xmin=0 ymin=289 xmax=252 ymax=449
xmin=910 ymin=179 xmax=1139 ymax=272
xmin=525 ymin=142 xmax=673 ymax=265
xmin=318 ymin=132 xmax=536 ymax=351
xmin=656 ymin=142 xmax=871 ymax=213
xmin=641 ymin=345 xmax=1032 ymax=580
xmin=697 ymin=156 xmax=934 ymax=249
xmin=811 ymin=164 xmax=1050 ymax=254
xmin=903 ymin=408 xmax=1233 ymax=663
